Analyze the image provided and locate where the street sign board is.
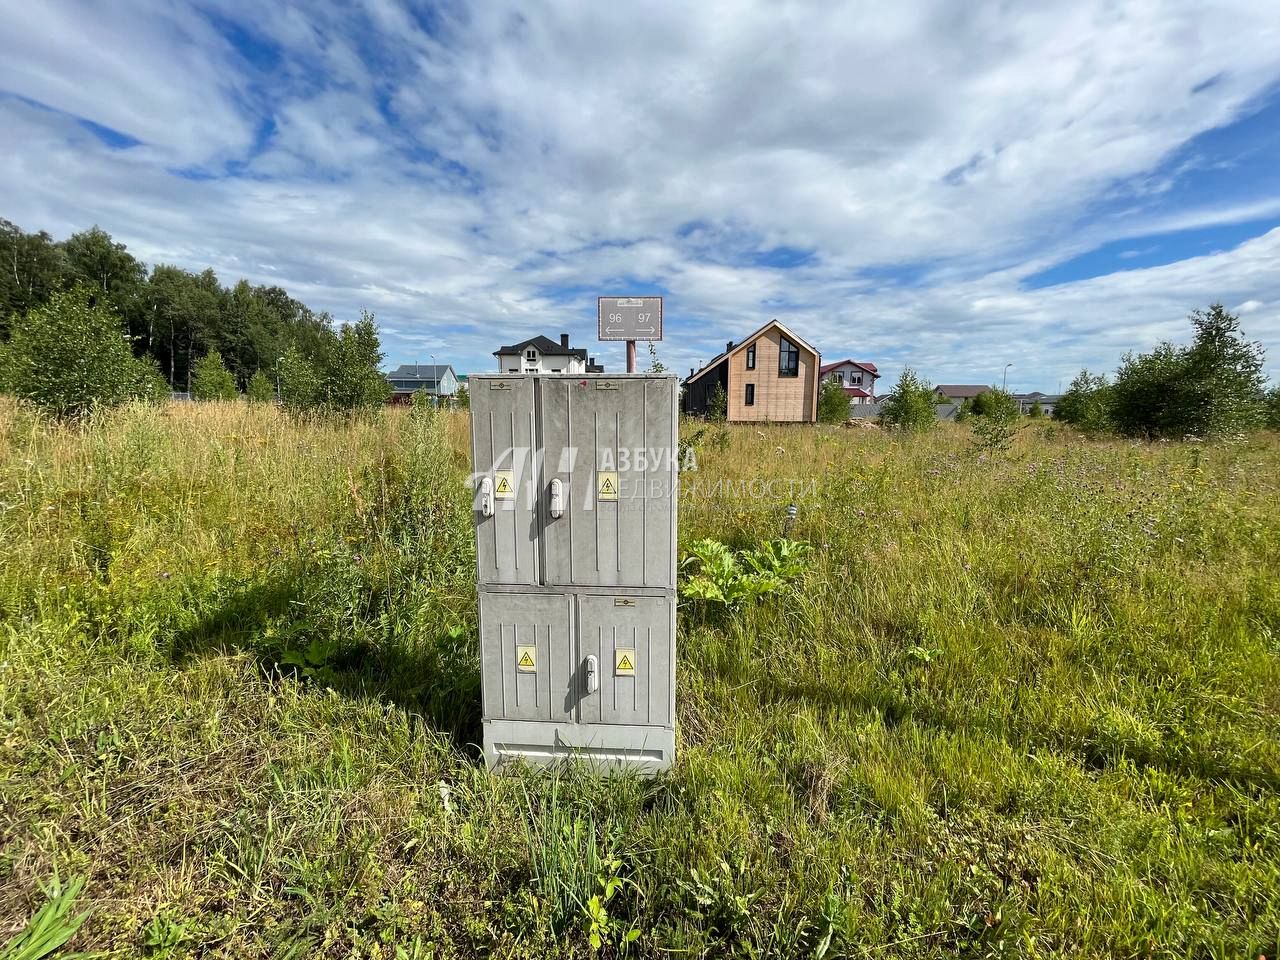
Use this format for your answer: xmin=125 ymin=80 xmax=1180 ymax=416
xmin=598 ymin=297 xmax=663 ymax=341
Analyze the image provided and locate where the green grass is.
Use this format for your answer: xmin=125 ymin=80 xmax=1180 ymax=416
xmin=1 ymin=399 xmax=1278 ymax=957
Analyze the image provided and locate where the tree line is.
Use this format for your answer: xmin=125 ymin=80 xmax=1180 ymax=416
xmin=880 ymin=304 xmax=1279 ymax=439
xmin=1055 ymin=305 xmax=1279 ymax=438
xmin=0 ymin=218 xmax=389 ymax=416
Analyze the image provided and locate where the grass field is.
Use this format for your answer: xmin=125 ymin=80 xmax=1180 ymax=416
xmin=2 ymin=399 xmax=1278 ymax=958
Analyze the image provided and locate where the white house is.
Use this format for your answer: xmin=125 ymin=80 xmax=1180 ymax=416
xmin=1014 ymin=392 xmax=1062 ymax=416
xmin=494 ymin=333 xmax=603 ymax=374
xmin=819 ymin=359 xmax=880 ymax=403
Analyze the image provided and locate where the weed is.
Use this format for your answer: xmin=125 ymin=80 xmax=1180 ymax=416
xmin=2 ymin=404 xmax=1279 ymax=957
xmin=679 ymin=537 xmax=810 ymax=613
xmin=0 ymin=874 xmax=93 ymax=960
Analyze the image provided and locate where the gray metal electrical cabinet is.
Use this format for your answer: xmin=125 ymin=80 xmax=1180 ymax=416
xmin=470 ymin=373 xmax=678 ymax=773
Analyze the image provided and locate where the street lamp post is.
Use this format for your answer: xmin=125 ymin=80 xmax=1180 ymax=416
xmin=1003 ymin=362 xmax=1013 ymax=391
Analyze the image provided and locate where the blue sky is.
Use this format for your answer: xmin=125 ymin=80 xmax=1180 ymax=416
xmin=2 ymin=1 xmax=1279 ymax=391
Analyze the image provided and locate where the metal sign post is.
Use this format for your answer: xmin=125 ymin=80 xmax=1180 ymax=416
xmin=598 ymin=297 xmax=663 ymax=373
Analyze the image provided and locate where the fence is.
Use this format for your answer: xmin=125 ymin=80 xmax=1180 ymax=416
xmin=847 ymin=401 xmax=961 ymax=421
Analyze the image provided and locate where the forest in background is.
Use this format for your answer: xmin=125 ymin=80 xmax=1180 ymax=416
xmin=1 ymin=217 xmax=334 ymax=391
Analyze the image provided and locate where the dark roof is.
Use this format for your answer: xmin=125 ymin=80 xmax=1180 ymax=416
xmin=386 ymin=364 xmax=454 ymax=382
xmin=494 ymin=335 xmax=588 ymax=360
xmin=683 ymin=319 xmax=819 ymax=386
xmin=820 ymin=359 xmax=880 ymax=378
xmin=934 ymin=384 xmax=991 ymax=399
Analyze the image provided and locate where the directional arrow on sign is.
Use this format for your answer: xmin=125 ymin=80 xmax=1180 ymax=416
xmin=598 ymin=296 xmax=663 ymax=342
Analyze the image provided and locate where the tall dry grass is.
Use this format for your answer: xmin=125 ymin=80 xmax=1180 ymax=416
xmin=1 ymin=400 xmax=1278 ymax=957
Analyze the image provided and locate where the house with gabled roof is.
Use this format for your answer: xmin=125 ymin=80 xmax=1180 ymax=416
xmin=819 ymin=359 xmax=880 ymax=404
xmin=934 ymin=384 xmax=992 ymax=402
xmin=494 ymin=333 xmax=603 ymax=374
xmin=386 ymin=364 xmax=459 ymax=404
xmin=681 ymin=319 xmax=820 ymax=422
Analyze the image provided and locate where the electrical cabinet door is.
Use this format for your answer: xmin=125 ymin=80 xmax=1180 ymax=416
xmin=470 ymin=376 xmax=541 ymax=585
xmin=480 ymin=592 xmax=575 ymax=723
xmin=575 ymin=594 xmax=673 ymax=727
xmin=539 ymin=377 xmax=677 ymax=588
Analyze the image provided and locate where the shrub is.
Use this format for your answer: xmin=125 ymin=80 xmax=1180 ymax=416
xmin=1266 ymin=386 xmax=1280 ymax=430
xmin=325 ymin=312 xmax=391 ymax=411
xmin=1028 ymin=399 xmax=1044 ymax=419
xmin=679 ymin=538 xmax=810 ymax=612
xmin=817 ymin=378 xmax=850 ymax=423
xmin=819 ymin=378 xmax=849 ymax=422
xmin=1110 ymin=304 xmax=1266 ymax=438
xmin=246 ymin=369 xmax=274 ymax=403
xmin=277 ymin=312 xmax=390 ymax=414
xmin=1056 ymin=369 xmax=1114 ymax=434
xmin=190 ymin=349 xmax=238 ymax=401
xmin=0 ymin=285 xmax=167 ymax=417
xmin=707 ymin=382 xmax=727 ymax=423
xmin=278 ymin=346 xmax=322 ymax=412
xmin=971 ymin=410 xmax=1019 ymax=454
xmin=970 ymin=387 xmax=1019 ymax=422
xmin=879 ymin=368 xmax=935 ymax=431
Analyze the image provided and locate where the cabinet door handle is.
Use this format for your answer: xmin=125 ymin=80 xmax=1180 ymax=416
xmin=478 ymin=476 xmax=493 ymax=518
xmin=549 ymin=478 xmax=564 ymax=519
xmin=584 ymin=654 xmax=598 ymax=694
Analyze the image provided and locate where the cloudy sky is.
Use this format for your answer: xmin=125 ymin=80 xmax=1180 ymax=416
xmin=2 ymin=1 xmax=1279 ymax=390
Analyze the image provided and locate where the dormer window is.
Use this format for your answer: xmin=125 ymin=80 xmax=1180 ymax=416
xmin=525 ymin=348 xmax=537 ymax=361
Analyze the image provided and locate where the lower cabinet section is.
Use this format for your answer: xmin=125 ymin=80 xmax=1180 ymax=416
xmin=479 ymin=592 xmax=575 ymax=723
xmin=483 ymin=719 xmax=675 ymax=774
xmin=478 ymin=589 xmax=676 ymax=773
xmin=577 ymin=594 xmax=673 ymax=728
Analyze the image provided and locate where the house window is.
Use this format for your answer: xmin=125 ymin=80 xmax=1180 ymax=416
xmin=745 ymin=383 xmax=755 ymax=406
xmin=525 ymin=349 xmax=537 ymax=361
xmin=851 ymin=373 xmax=862 ymax=385
xmin=746 ymin=343 xmax=756 ymax=370
xmin=779 ymin=337 xmax=799 ymax=377
xmin=828 ymin=372 xmax=843 ymax=384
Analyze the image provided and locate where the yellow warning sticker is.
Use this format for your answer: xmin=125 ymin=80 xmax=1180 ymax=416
xmin=615 ymin=648 xmax=636 ymax=675
xmin=516 ymin=644 xmax=536 ymax=672
xmin=597 ymin=471 xmax=618 ymax=501
xmin=494 ymin=470 xmax=515 ymax=500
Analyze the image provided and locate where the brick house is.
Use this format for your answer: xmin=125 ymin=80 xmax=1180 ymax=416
xmin=682 ymin=319 xmax=820 ymax=422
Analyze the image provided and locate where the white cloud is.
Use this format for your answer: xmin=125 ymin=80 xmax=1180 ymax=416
xmin=0 ymin=0 xmax=1278 ymax=384
xmin=0 ymin=0 xmax=256 ymax=164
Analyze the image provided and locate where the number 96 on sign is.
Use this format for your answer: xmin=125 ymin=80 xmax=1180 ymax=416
xmin=598 ymin=297 xmax=663 ymax=341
